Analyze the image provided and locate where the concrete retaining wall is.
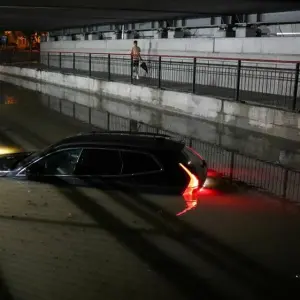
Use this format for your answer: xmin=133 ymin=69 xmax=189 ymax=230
xmin=40 ymin=51 xmax=299 ymax=98
xmin=41 ymin=37 xmax=300 ymax=58
xmin=0 ymin=65 xmax=299 ymax=142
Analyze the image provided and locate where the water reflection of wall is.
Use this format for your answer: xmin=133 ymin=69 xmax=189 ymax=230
xmin=1 ymin=74 xmax=300 ymax=169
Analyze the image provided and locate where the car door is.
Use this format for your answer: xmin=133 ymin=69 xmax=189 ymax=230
xmin=73 ymin=148 xmax=125 ymax=190
xmin=119 ymin=149 xmax=190 ymax=216
xmin=119 ymin=150 xmax=165 ymax=192
xmin=17 ymin=148 xmax=83 ymax=186
xmin=121 ymin=149 xmax=188 ymax=193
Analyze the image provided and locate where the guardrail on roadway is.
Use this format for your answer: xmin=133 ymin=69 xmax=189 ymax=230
xmin=42 ymin=95 xmax=300 ymax=204
xmin=39 ymin=51 xmax=300 ymax=112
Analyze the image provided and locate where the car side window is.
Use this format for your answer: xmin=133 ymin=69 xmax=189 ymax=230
xmin=28 ymin=148 xmax=82 ymax=176
xmin=75 ymin=149 xmax=122 ymax=176
xmin=121 ymin=151 xmax=162 ymax=175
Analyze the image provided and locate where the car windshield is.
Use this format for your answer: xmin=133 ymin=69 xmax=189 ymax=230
xmin=15 ymin=144 xmax=55 ymax=169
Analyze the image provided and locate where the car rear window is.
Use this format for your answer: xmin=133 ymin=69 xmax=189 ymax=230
xmin=121 ymin=151 xmax=161 ymax=175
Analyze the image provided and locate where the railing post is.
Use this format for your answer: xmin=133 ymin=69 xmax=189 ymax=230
xmin=89 ymin=53 xmax=92 ymax=77
xmin=47 ymin=52 xmax=50 ymax=67
xmin=107 ymin=112 xmax=110 ymax=130
xmin=73 ymin=103 xmax=76 ymax=118
xmin=292 ymin=62 xmax=299 ymax=111
xmin=130 ymin=56 xmax=133 ymax=84
xmin=59 ymin=52 xmax=62 ymax=69
xmin=229 ymin=151 xmax=235 ymax=181
xmin=235 ymin=60 xmax=241 ymax=102
xmin=192 ymin=57 xmax=197 ymax=94
xmin=158 ymin=56 xmax=162 ymax=89
xmin=189 ymin=138 xmax=193 ymax=148
xmin=88 ymin=107 xmax=92 ymax=125
xmin=130 ymin=120 xmax=138 ymax=132
xmin=73 ymin=53 xmax=75 ymax=70
xmin=108 ymin=54 xmax=111 ymax=81
xmin=59 ymin=99 xmax=62 ymax=113
xmin=282 ymin=169 xmax=289 ymax=198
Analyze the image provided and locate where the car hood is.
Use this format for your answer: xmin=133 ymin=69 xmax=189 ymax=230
xmin=0 ymin=151 xmax=34 ymax=174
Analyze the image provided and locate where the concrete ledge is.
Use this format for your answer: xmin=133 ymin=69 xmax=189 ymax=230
xmin=0 ymin=65 xmax=299 ymax=142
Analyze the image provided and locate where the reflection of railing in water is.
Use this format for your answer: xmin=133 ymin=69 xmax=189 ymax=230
xmin=43 ymin=95 xmax=300 ymax=203
xmin=0 ymin=49 xmax=39 ymax=64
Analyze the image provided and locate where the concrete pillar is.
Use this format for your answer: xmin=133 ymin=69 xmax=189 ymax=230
xmin=88 ymin=34 xmax=99 ymax=40
xmin=75 ymin=34 xmax=85 ymax=41
xmin=113 ymin=32 xmax=121 ymax=40
xmin=167 ymin=31 xmax=174 ymax=39
xmin=235 ymin=27 xmax=247 ymax=38
xmin=154 ymin=31 xmax=160 ymax=39
xmin=45 ymin=33 xmax=50 ymax=42
xmin=57 ymin=35 xmax=72 ymax=41
xmin=236 ymin=26 xmax=257 ymax=37
xmin=214 ymin=29 xmax=227 ymax=37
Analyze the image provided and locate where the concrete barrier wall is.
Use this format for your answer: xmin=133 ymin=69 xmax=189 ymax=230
xmin=41 ymin=37 xmax=300 ymax=58
xmin=0 ymin=65 xmax=299 ymax=142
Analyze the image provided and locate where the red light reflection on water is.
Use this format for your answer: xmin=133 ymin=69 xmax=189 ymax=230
xmin=177 ymin=168 xmax=300 ymax=217
xmin=177 ymin=187 xmax=221 ymax=216
xmin=200 ymin=192 xmax=300 ymax=214
xmin=177 ymin=169 xmax=222 ymax=216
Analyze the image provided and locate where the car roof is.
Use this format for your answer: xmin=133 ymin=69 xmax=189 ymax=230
xmin=53 ymin=131 xmax=185 ymax=151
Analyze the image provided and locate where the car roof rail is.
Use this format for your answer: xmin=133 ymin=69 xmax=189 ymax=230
xmin=85 ymin=130 xmax=172 ymax=138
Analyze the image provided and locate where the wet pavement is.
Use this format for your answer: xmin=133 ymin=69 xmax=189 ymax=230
xmin=0 ymin=80 xmax=300 ymax=299
xmin=0 ymin=75 xmax=300 ymax=170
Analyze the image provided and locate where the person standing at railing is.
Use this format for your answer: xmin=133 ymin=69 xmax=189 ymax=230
xmin=131 ymin=40 xmax=141 ymax=80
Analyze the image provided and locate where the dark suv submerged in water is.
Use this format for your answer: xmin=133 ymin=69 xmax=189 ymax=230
xmin=0 ymin=131 xmax=207 ymax=214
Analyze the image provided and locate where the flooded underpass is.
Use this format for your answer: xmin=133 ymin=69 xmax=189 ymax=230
xmin=0 ymin=79 xmax=300 ymax=300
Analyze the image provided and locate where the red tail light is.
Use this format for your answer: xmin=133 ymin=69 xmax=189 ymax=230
xmin=179 ymin=163 xmax=200 ymax=202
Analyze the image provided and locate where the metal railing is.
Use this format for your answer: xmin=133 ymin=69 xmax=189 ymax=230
xmin=39 ymin=51 xmax=300 ymax=111
xmin=42 ymin=94 xmax=300 ymax=204
xmin=0 ymin=49 xmax=40 ymax=64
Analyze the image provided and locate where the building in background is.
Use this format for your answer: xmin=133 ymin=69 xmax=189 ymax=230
xmin=1 ymin=31 xmax=42 ymax=50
